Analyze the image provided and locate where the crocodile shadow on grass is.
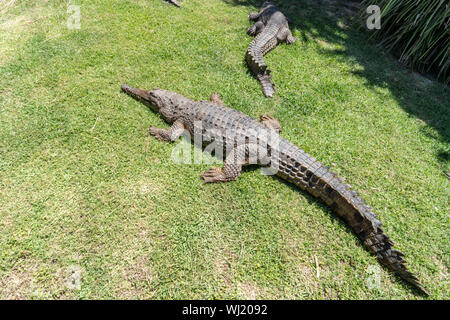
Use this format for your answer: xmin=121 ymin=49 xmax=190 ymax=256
xmin=222 ymin=161 xmax=424 ymax=295
xmin=224 ymin=0 xmax=449 ymax=168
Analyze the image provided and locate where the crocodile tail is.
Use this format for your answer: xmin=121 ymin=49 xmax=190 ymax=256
xmin=246 ymin=25 xmax=279 ymax=97
xmin=277 ymin=148 xmax=428 ymax=295
xmin=257 ymin=71 xmax=275 ymax=97
xmin=245 ymin=39 xmax=269 ymax=77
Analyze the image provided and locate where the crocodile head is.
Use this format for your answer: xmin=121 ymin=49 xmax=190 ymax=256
xmin=121 ymin=84 xmax=190 ymax=123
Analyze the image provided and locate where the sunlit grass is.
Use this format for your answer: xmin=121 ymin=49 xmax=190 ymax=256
xmin=0 ymin=0 xmax=448 ymax=299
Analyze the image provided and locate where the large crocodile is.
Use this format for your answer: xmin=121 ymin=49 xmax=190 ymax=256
xmin=120 ymin=84 xmax=428 ymax=296
xmin=246 ymin=2 xmax=296 ymax=97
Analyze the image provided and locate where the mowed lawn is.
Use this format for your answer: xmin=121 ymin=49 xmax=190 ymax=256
xmin=0 ymin=0 xmax=448 ymax=299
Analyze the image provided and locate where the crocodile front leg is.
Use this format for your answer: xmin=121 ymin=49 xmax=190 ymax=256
xmin=247 ymin=21 xmax=264 ymax=36
xmin=277 ymin=27 xmax=296 ymax=44
xmin=149 ymin=119 xmax=184 ymax=142
xmin=201 ymin=143 xmax=271 ymax=183
xmin=201 ymin=164 xmax=242 ymax=183
xmin=201 ymin=145 xmax=248 ymax=183
xmin=260 ymin=114 xmax=282 ymax=132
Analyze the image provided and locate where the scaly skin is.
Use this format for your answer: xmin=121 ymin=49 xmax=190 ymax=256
xmin=246 ymin=2 xmax=296 ymax=97
xmin=121 ymin=84 xmax=428 ymax=296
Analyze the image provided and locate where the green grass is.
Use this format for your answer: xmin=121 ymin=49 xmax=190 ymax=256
xmin=360 ymin=0 xmax=449 ymax=82
xmin=0 ymin=0 xmax=448 ymax=299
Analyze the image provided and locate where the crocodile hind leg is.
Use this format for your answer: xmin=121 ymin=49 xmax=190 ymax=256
xmin=201 ymin=163 xmax=243 ymax=183
xmin=201 ymin=144 xmax=270 ymax=183
xmin=277 ymin=27 xmax=296 ymax=44
xmin=149 ymin=119 xmax=184 ymax=142
xmin=210 ymin=93 xmax=225 ymax=106
xmin=247 ymin=21 xmax=264 ymax=36
xmin=201 ymin=145 xmax=246 ymax=183
xmin=260 ymin=114 xmax=282 ymax=132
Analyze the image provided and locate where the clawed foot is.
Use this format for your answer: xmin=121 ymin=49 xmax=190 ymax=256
xmin=149 ymin=126 xmax=168 ymax=141
xmin=201 ymin=167 xmax=228 ymax=183
xmin=286 ymin=35 xmax=297 ymax=44
xmin=247 ymin=25 xmax=256 ymax=36
xmin=260 ymin=114 xmax=282 ymax=132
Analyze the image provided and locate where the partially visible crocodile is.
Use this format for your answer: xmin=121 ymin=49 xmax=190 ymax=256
xmin=166 ymin=0 xmax=181 ymax=7
xmin=120 ymin=84 xmax=428 ymax=296
xmin=246 ymin=2 xmax=296 ymax=97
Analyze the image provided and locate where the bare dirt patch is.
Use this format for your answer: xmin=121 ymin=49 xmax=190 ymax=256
xmin=238 ymin=282 xmax=260 ymax=300
xmin=214 ymin=256 xmax=232 ymax=287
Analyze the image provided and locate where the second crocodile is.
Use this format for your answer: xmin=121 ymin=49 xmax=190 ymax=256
xmin=245 ymin=2 xmax=296 ymax=97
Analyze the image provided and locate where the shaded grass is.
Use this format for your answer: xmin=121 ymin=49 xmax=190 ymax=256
xmin=0 ymin=0 xmax=448 ymax=299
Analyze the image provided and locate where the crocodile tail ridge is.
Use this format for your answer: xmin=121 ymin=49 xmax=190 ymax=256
xmin=246 ymin=41 xmax=267 ymax=74
xmin=310 ymin=166 xmax=428 ymax=295
xmin=246 ymin=35 xmax=277 ymax=97
xmin=257 ymin=71 xmax=275 ymax=97
xmin=280 ymin=153 xmax=428 ymax=295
